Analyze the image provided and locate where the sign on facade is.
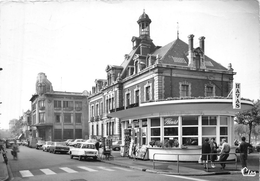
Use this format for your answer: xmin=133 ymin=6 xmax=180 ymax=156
xmin=233 ymin=83 xmax=241 ymax=109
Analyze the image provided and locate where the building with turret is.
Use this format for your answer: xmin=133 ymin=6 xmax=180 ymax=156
xmin=29 ymin=73 xmax=89 ymax=145
xmin=89 ymin=11 xmax=253 ymax=160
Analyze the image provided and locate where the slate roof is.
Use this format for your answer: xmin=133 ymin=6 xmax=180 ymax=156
xmin=151 ymin=38 xmax=228 ymax=71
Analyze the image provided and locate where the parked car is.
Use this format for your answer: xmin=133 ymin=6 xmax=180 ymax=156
xmin=69 ymin=142 xmax=98 ymax=161
xmin=68 ymin=139 xmax=85 ymax=147
xmin=65 ymin=139 xmax=74 ymax=145
xmin=42 ymin=141 xmax=53 ymax=152
xmin=112 ymin=140 xmax=122 ymax=151
xmin=16 ymin=140 xmax=22 ymax=145
xmin=6 ymin=139 xmax=15 ymax=149
xmin=36 ymin=140 xmax=45 ymax=150
xmin=21 ymin=140 xmax=28 ymax=146
xmin=49 ymin=142 xmax=70 ymax=154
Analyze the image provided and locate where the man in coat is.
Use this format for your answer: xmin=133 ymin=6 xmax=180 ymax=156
xmin=239 ymin=136 xmax=253 ymax=169
xmin=202 ymin=138 xmax=211 ymax=169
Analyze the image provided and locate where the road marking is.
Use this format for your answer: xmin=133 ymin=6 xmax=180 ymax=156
xmin=78 ymin=166 xmax=98 ymax=172
xmin=40 ymin=169 xmax=56 ymax=175
xmin=165 ymin=175 xmax=209 ymax=181
xmin=97 ymin=167 xmax=115 ymax=171
xmin=20 ymin=170 xmax=34 ymax=177
xmin=60 ymin=167 xmax=78 ymax=173
xmin=111 ymin=167 xmax=132 ymax=171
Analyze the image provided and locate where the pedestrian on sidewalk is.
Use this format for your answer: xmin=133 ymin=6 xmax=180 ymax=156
xmin=218 ymin=138 xmax=230 ymax=169
xmin=239 ymin=136 xmax=253 ymax=169
xmin=201 ymin=138 xmax=211 ymax=169
xmin=209 ymin=137 xmax=218 ymax=168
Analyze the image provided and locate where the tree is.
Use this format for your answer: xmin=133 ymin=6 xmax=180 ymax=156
xmin=234 ymin=123 xmax=247 ymax=139
xmin=9 ymin=117 xmax=25 ymax=138
xmin=235 ymin=100 xmax=260 ymax=143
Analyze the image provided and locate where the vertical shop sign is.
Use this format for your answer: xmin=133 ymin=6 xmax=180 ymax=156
xmin=233 ymin=83 xmax=241 ymax=109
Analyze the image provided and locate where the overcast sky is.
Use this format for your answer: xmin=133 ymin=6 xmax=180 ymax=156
xmin=0 ymin=0 xmax=259 ymax=129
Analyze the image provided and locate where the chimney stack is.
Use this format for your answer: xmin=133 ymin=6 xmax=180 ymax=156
xmin=188 ymin=34 xmax=194 ymax=51
xmin=188 ymin=34 xmax=194 ymax=67
xmin=199 ymin=36 xmax=205 ymax=53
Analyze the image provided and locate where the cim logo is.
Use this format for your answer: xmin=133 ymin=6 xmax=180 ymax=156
xmin=164 ymin=118 xmax=178 ymax=125
xmin=233 ymin=83 xmax=241 ymax=109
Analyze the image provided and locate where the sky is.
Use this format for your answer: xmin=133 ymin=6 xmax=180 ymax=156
xmin=0 ymin=0 xmax=259 ymax=129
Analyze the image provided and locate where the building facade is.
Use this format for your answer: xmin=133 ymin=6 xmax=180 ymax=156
xmin=29 ymin=73 xmax=89 ymax=143
xmin=88 ymin=11 xmax=253 ymax=155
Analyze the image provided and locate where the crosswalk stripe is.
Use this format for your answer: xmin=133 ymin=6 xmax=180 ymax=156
xmin=97 ymin=167 xmax=115 ymax=171
xmin=20 ymin=170 xmax=34 ymax=177
xmin=78 ymin=166 xmax=98 ymax=172
xmin=60 ymin=167 xmax=78 ymax=173
xmin=111 ymin=167 xmax=132 ymax=172
xmin=40 ymin=169 xmax=56 ymax=175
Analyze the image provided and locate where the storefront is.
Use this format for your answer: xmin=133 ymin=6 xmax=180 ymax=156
xmin=109 ymin=98 xmax=253 ymax=161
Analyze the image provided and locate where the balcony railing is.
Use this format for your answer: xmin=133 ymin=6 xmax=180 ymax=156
xmin=75 ymin=107 xmax=82 ymax=111
xmin=64 ymin=107 xmax=73 ymax=111
xmin=126 ymin=103 xmax=139 ymax=109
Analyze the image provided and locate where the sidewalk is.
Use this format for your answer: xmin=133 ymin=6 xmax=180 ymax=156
xmin=0 ymin=154 xmax=9 ymax=181
xmin=100 ymin=151 xmax=259 ymax=176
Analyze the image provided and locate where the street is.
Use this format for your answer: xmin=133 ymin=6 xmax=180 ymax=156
xmin=6 ymin=146 xmax=259 ymax=181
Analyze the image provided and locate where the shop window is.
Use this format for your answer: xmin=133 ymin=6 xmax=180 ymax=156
xmin=202 ymin=116 xmax=217 ymax=125
xmin=220 ymin=127 xmax=228 ymax=135
xmin=164 ymin=127 xmax=178 ymax=136
xmin=183 ymin=137 xmax=198 ymax=146
xmin=151 ymin=128 xmax=160 ymax=136
xmin=151 ymin=118 xmax=160 ymax=127
xmin=63 ymin=129 xmax=73 ymax=139
xmin=182 ymin=127 xmax=198 ymax=135
xmin=164 ymin=138 xmax=179 ymax=148
xmin=202 ymin=127 xmax=216 ymax=135
xmin=142 ymin=119 xmax=147 ymax=127
xmin=220 ymin=116 xmax=228 ymax=125
xmin=54 ymin=129 xmax=61 ymax=140
xmin=75 ymin=113 xmax=82 ymax=123
xmin=182 ymin=116 xmax=198 ymax=125
xmin=64 ymin=113 xmax=72 ymax=123
xmin=55 ymin=114 xmax=61 ymax=123
xmin=75 ymin=129 xmax=82 ymax=139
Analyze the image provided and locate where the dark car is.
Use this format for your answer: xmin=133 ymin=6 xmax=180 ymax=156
xmin=36 ymin=140 xmax=45 ymax=150
xmin=49 ymin=142 xmax=70 ymax=154
xmin=112 ymin=140 xmax=122 ymax=151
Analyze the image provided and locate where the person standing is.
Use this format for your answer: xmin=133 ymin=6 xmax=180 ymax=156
xmin=239 ymin=136 xmax=253 ymax=169
xmin=201 ymin=138 xmax=211 ymax=169
xmin=219 ymin=138 xmax=230 ymax=169
xmin=209 ymin=137 xmax=218 ymax=168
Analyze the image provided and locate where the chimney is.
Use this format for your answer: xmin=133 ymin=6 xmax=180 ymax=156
xmin=199 ymin=36 xmax=205 ymax=53
xmin=188 ymin=34 xmax=194 ymax=67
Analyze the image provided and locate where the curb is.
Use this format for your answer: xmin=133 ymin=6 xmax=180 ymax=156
xmin=100 ymin=159 xmax=243 ymax=176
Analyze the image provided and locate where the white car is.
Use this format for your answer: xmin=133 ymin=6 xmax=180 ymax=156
xmin=69 ymin=142 xmax=98 ymax=161
xmin=68 ymin=139 xmax=85 ymax=147
xmin=42 ymin=141 xmax=53 ymax=152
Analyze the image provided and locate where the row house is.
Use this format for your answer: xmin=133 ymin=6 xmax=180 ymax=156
xmin=89 ymin=11 xmax=253 ymax=160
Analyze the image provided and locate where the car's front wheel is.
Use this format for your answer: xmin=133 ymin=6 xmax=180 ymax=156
xmin=70 ymin=154 xmax=73 ymax=159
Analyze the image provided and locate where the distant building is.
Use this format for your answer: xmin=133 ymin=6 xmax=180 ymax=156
xmin=88 ymin=11 xmax=253 ymax=160
xmin=29 ymin=73 xmax=89 ymax=142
